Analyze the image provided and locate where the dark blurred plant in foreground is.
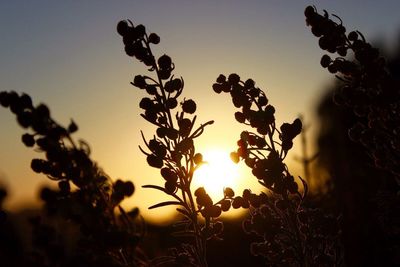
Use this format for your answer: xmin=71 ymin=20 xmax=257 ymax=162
xmin=0 ymin=91 xmax=143 ymax=266
xmin=306 ymin=5 xmax=400 ymax=266
xmin=305 ymin=5 xmax=400 ymax=182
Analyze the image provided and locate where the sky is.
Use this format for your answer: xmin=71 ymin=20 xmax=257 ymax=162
xmin=1 ymin=0 xmax=399 ymax=224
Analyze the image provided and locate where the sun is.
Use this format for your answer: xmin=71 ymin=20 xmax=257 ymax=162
xmin=192 ymin=149 xmax=240 ymax=200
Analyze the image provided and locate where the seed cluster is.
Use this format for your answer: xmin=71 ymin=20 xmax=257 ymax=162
xmin=213 ymin=74 xmax=301 ymax=196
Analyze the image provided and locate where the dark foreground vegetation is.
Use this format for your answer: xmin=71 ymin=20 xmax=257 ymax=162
xmin=0 ymin=6 xmax=399 ymax=267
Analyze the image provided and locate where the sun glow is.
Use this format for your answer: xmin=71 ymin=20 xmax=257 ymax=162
xmin=192 ymin=149 xmax=240 ymax=201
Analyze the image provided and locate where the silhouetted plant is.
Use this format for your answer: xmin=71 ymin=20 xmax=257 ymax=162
xmin=305 ymin=5 xmax=400 ymax=183
xmin=307 ymin=5 xmax=400 ymax=266
xmin=213 ymin=74 xmax=342 ymax=266
xmin=0 ymin=91 xmax=144 ymax=266
xmin=117 ymin=19 xmax=237 ymax=266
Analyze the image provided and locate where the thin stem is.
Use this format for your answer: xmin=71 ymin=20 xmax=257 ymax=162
xmin=143 ymin=36 xmax=175 ymax=130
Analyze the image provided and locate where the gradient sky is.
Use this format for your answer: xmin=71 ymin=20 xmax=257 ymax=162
xmin=1 ymin=0 xmax=399 ymax=224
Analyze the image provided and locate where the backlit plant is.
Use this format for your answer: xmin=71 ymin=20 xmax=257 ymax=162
xmin=0 ymin=91 xmax=143 ymax=266
xmin=117 ymin=19 xmax=237 ymax=266
xmin=213 ymin=74 xmax=342 ymax=266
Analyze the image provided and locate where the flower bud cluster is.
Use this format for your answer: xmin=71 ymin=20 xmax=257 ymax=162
xmin=214 ymin=74 xmax=301 ymax=196
xmin=280 ymin=119 xmax=302 ymax=151
xmin=306 ymin=6 xmax=400 ymax=179
xmin=305 ymin=6 xmax=347 ymax=54
xmin=117 ymin=20 xmax=155 ymax=67
xmin=0 ymin=92 xmax=135 ymax=201
xmin=119 ymin=20 xmax=214 ymax=204
xmin=213 ymin=74 xmax=272 ymax=135
xmin=117 ymin=21 xmax=208 ymax=178
xmin=194 ymin=187 xmax=224 ymax=239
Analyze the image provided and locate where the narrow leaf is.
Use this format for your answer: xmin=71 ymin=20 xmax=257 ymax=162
xmin=148 ymin=201 xmax=183 ymax=209
xmin=142 ymin=184 xmax=167 ymax=193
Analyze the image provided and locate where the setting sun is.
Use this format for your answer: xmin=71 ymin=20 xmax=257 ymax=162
xmin=192 ymin=149 xmax=240 ymax=200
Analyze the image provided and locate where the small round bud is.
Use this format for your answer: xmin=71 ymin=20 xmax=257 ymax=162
xmin=194 ymin=187 xmax=206 ymax=197
xmin=134 ymin=75 xmax=146 ymax=89
xmin=147 ymin=154 xmax=163 ymax=168
xmin=193 ymin=153 xmax=203 ymax=165
xmin=242 ymin=189 xmax=251 ymax=200
xmin=228 ymin=73 xmax=240 ymax=85
xmin=327 ymin=63 xmax=338 ymax=74
xmin=117 ymin=20 xmax=130 ymax=36
xmin=230 ymin=152 xmax=240 ymax=163
xmin=22 ymin=133 xmax=35 ymax=147
xmin=304 ymin=6 xmax=315 ymax=18
xmin=220 ymin=199 xmax=231 ymax=212
xmin=348 ymin=31 xmax=358 ymax=41
xmin=209 ymin=205 xmax=222 ymax=218
xmin=320 ymin=55 xmax=331 ymax=68
xmin=212 ymin=83 xmax=222 ymax=94
xmin=148 ymin=33 xmax=160 ymax=44
xmin=36 ymin=104 xmax=50 ymax=118
xmin=216 ymin=74 xmax=226 ymax=83
xmin=318 ymin=36 xmax=329 ymax=50
xmin=164 ymin=181 xmax=177 ymax=194
xmin=68 ymin=120 xmax=78 ymax=133
xmin=135 ymin=24 xmax=146 ymax=37
xmin=158 ymin=54 xmax=172 ymax=70
xmin=182 ymin=99 xmax=196 ymax=114
xmin=17 ymin=111 xmax=33 ymax=128
xmin=244 ymin=79 xmax=255 ymax=89
xmin=234 ymin=112 xmax=246 ymax=123
xmin=31 ymin=159 xmax=44 ymax=173
xmin=139 ymin=97 xmax=152 ymax=110
xmin=311 ymin=26 xmax=323 ymax=37
xmin=146 ymin=85 xmax=157 ymax=95
xmin=0 ymin=91 xmax=11 ymax=107
xmin=124 ymin=181 xmax=135 ymax=196
xmin=166 ymin=98 xmax=178 ymax=109
xmin=224 ymin=187 xmax=235 ymax=198
xmin=125 ymin=44 xmax=135 ymax=57
xmin=258 ymin=96 xmax=268 ymax=106
xmin=156 ymin=127 xmax=167 ymax=138
xmin=232 ymin=196 xmax=243 ymax=209
xmin=20 ymin=93 xmax=33 ymax=109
